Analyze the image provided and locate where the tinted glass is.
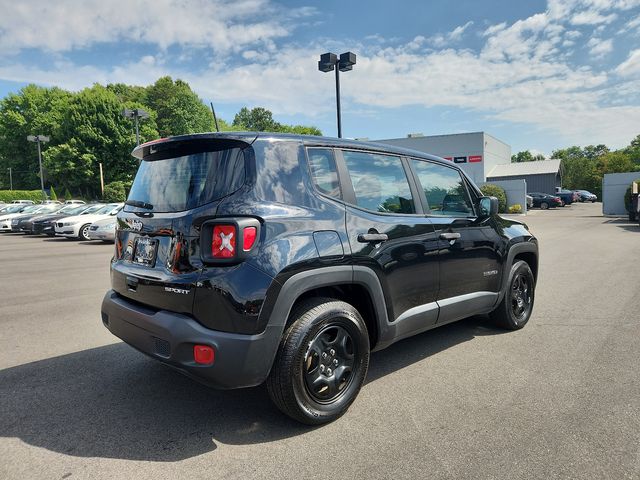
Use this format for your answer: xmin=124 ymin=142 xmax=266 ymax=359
xmin=127 ymin=148 xmax=245 ymax=213
xmin=412 ymin=160 xmax=474 ymax=217
xmin=343 ymin=151 xmax=415 ymax=214
xmin=307 ymin=148 xmax=341 ymax=199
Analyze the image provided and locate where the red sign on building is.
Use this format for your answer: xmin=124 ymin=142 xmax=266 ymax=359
xmin=443 ymin=157 xmax=453 ymax=161
xmin=468 ymin=155 xmax=482 ymax=163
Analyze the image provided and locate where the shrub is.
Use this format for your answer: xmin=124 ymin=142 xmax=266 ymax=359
xmin=63 ymin=187 xmax=72 ymax=201
xmin=508 ymin=204 xmax=523 ymax=214
xmin=103 ymin=181 xmax=132 ymax=203
xmin=49 ymin=186 xmax=57 ymax=201
xmin=623 ymin=178 xmax=640 ymax=211
xmin=480 ymin=184 xmax=507 ymax=213
xmin=0 ymin=190 xmax=47 ymax=203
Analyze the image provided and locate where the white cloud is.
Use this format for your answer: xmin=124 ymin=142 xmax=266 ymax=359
xmin=571 ymin=10 xmax=617 ymax=24
xmin=587 ymin=37 xmax=614 ymax=57
xmin=431 ymin=21 xmax=474 ymax=48
xmin=0 ymin=0 xmax=313 ymax=54
xmin=615 ymin=49 xmax=640 ymax=75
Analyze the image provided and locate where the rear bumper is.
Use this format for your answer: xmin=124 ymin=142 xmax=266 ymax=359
xmin=101 ymin=290 xmax=283 ymax=389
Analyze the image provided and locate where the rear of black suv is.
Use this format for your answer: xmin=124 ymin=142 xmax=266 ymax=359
xmin=102 ymin=132 xmax=538 ymax=425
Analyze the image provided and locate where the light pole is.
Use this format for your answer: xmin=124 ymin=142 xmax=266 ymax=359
xmin=318 ymin=51 xmax=356 ymax=138
xmin=122 ymin=108 xmax=150 ymax=146
xmin=8 ymin=167 xmax=12 ymax=190
xmin=27 ymin=135 xmax=49 ymax=199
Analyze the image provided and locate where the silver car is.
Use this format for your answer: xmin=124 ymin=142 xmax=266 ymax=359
xmin=87 ymin=216 xmax=117 ymax=242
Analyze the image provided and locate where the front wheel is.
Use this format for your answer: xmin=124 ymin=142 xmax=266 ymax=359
xmin=267 ymin=298 xmax=370 ymax=425
xmin=78 ymin=223 xmax=91 ymax=241
xmin=540 ymin=202 xmax=549 ymax=210
xmin=490 ymin=260 xmax=535 ymax=330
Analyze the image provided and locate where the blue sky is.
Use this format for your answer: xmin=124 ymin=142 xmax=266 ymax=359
xmin=1 ymin=0 xmax=640 ymax=155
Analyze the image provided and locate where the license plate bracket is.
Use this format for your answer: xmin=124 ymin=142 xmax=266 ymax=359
xmin=133 ymin=236 xmax=157 ymax=266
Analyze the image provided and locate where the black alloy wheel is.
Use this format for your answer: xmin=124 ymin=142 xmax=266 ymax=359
xmin=303 ymin=325 xmax=356 ymax=403
xmin=490 ymin=260 xmax=535 ymax=330
xmin=510 ymin=272 xmax=532 ymax=323
xmin=267 ymin=298 xmax=369 ymax=425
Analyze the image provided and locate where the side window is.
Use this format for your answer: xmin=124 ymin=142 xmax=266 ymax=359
xmin=343 ymin=150 xmax=415 ymax=214
xmin=307 ymin=148 xmax=341 ymax=199
xmin=411 ymin=160 xmax=475 ymax=217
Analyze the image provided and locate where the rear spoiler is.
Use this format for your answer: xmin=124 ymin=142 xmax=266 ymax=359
xmin=132 ymin=133 xmax=259 ymax=160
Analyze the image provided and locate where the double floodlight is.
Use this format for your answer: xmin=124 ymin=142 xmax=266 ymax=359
xmin=318 ymin=52 xmax=357 ymax=73
xmin=122 ymin=108 xmax=149 ymax=120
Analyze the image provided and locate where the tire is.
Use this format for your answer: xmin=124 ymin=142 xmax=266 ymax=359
xmin=490 ymin=260 xmax=535 ymax=330
xmin=78 ymin=224 xmax=91 ymax=241
xmin=540 ymin=202 xmax=549 ymax=210
xmin=629 ymin=211 xmax=635 ymax=222
xmin=267 ymin=297 xmax=370 ymax=425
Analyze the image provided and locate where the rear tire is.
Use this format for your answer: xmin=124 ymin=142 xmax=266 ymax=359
xmin=540 ymin=202 xmax=549 ymax=210
xmin=267 ymin=297 xmax=370 ymax=425
xmin=490 ymin=260 xmax=535 ymax=330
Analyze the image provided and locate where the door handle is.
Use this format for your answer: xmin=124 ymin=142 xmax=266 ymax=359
xmin=357 ymin=233 xmax=389 ymax=243
xmin=439 ymin=232 xmax=461 ymax=241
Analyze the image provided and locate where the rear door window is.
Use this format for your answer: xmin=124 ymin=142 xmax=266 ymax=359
xmin=342 ymin=150 xmax=415 ymax=214
xmin=126 ymin=148 xmax=245 ymax=213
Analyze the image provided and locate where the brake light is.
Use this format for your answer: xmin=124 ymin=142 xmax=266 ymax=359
xmin=243 ymin=226 xmax=257 ymax=251
xmin=211 ymin=225 xmax=236 ymax=258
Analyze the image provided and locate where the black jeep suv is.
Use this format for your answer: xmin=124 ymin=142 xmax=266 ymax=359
xmin=101 ymin=133 xmax=538 ymax=424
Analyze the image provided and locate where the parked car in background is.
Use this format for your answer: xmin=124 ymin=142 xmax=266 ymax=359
xmin=31 ymin=204 xmax=101 ymax=236
xmin=64 ymin=199 xmax=86 ymax=205
xmin=9 ymin=203 xmax=66 ymax=232
xmin=55 ymin=203 xmax=122 ymax=240
xmin=88 ymin=216 xmax=117 ymax=242
xmin=0 ymin=204 xmax=43 ymax=230
xmin=529 ymin=192 xmax=561 ymax=209
xmin=526 ymin=194 xmax=533 ymax=209
xmin=573 ymin=190 xmax=597 ymax=202
xmin=554 ymin=190 xmax=575 ymax=206
xmin=11 ymin=200 xmax=35 ymax=205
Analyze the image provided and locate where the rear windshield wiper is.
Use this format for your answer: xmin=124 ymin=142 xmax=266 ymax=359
xmin=125 ymin=199 xmax=153 ymax=210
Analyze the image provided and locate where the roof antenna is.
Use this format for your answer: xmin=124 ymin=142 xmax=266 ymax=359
xmin=210 ymin=102 xmax=220 ymax=132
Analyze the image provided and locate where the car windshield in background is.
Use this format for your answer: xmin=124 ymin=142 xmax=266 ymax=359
xmin=81 ymin=204 xmax=106 ymax=214
xmin=2 ymin=205 xmax=25 ymax=214
xmin=126 ymin=148 xmax=245 ymax=213
xmin=94 ymin=204 xmax=121 ymax=215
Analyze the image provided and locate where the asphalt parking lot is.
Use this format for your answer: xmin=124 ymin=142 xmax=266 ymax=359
xmin=1 ymin=202 xmax=638 ymax=480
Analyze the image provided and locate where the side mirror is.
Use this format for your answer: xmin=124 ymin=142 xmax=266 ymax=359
xmin=478 ymin=196 xmax=499 ymax=218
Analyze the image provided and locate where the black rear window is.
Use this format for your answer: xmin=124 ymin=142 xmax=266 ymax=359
xmin=126 ymin=147 xmax=245 ymax=212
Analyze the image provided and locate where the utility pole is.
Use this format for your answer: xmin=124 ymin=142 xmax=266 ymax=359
xmin=27 ymin=135 xmax=50 ymax=199
xmin=8 ymin=167 xmax=12 ymax=190
xmin=99 ymin=162 xmax=104 ymax=197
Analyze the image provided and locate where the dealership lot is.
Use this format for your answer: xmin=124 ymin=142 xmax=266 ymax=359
xmin=0 ymin=202 xmax=638 ymax=480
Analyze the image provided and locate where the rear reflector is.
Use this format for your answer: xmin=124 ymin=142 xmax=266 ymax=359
xmin=212 ymin=225 xmax=236 ymax=258
xmin=193 ymin=345 xmax=215 ymax=365
xmin=243 ymin=226 xmax=257 ymax=251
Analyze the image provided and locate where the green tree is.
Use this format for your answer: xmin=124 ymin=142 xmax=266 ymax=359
xmin=103 ymin=180 xmax=132 ymax=202
xmin=511 ymin=151 xmax=534 ymax=163
xmin=0 ymin=84 xmax=71 ymax=189
xmin=49 ymin=186 xmax=57 ymax=200
xmin=63 ymin=187 xmax=72 ymax=200
xmin=480 ymin=184 xmax=507 ymax=213
xmin=43 ymin=85 xmax=158 ymax=198
xmin=232 ymin=106 xmax=322 ymax=135
xmin=145 ymin=76 xmax=213 ymax=137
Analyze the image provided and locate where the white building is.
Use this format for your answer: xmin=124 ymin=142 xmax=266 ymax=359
xmin=376 ymin=132 xmax=511 ymax=185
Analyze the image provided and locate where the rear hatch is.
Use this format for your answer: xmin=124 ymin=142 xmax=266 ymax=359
xmin=111 ymin=136 xmax=251 ymax=315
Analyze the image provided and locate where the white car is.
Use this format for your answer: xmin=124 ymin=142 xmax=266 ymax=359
xmin=55 ymin=203 xmax=123 ymax=240
xmin=0 ymin=204 xmax=47 ymax=231
xmin=88 ymin=216 xmax=117 ymax=242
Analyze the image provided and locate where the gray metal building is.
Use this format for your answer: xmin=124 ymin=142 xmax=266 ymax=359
xmin=487 ymin=159 xmax=562 ymax=194
xmin=376 ymin=132 xmax=511 ymax=185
